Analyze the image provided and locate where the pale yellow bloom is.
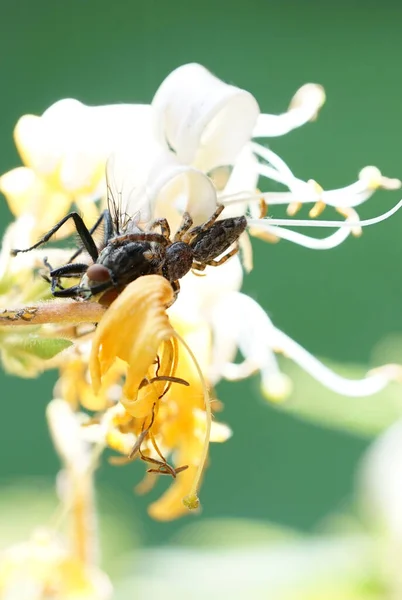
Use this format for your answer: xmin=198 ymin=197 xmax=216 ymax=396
xmin=0 ymin=99 xmax=153 ymax=240
xmin=0 ymin=529 xmax=112 ymax=600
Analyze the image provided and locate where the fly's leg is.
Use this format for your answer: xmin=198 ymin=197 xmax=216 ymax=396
xmin=147 ymin=218 xmax=171 ymax=240
xmin=68 ymin=209 xmax=111 ymax=262
xmin=50 ymin=263 xmax=89 ymax=278
xmin=42 ymin=257 xmax=66 ymax=292
xmin=44 ymin=260 xmax=88 ymax=294
xmin=11 ymin=212 xmax=99 ymax=262
xmin=52 ymin=285 xmax=83 ymax=298
xmin=174 ymin=212 xmax=193 ymax=242
xmin=42 ymin=257 xmax=62 ymax=290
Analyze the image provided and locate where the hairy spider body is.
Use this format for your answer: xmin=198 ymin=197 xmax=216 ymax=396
xmin=189 ymin=216 xmax=247 ymax=269
xmin=12 ymin=202 xmax=247 ymax=305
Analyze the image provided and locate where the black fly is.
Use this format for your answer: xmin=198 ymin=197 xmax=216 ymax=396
xmin=11 ymin=170 xmax=247 ymax=305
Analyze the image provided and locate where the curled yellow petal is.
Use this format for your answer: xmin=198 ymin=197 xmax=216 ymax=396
xmin=147 ymin=330 xmax=211 ymax=520
xmin=89 ymin=275 xmax=216 ymax=519
xmin=89 ymin=275 xmax=174 ymax=403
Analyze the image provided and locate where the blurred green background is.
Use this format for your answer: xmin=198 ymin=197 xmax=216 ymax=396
xmin=0 ymin=0 xmax=402 ymax=580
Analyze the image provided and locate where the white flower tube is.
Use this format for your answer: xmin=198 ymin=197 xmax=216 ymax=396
xmin=251 ymin=144 xmax=401 ymax=209
xmin=152 ymin=63 xmax=260 ymax=173
xmin=209 ymin=292 xmax=392 ymax=400
xmin=146 ymin=149 xmax=218 ymax=228
xmin=253 ymin=82 xmax=326 ymax=138
xmin=107 ymin=146 xmax=219 ymax=230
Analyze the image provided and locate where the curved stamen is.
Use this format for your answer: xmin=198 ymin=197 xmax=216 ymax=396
xmin=272 ymin=328 xmax=390 ymax=397
xmin=247 ymin=198 xmax=402 ymax=229
xmin=172 ymin=331 xmax=211 ymax=511
xmin=250 ymin=223 xmax=351 ymax=250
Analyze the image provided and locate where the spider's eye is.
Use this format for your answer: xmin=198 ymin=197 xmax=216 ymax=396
xmin=86 ymin=264 xmax=111 ymax=283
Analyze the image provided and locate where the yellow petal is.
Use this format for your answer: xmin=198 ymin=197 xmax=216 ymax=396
xmin=14 ymin=114 xmax=52 ymax=172
xmin=89 ymin=275 xmax=175 ymax=404
xmin=0 ymin=167 xmax=72 ymax=234
xmin=148 ymin=460 xmax=201 ymax=521
xmin=147 ymin=330 xmax=212 ymax=520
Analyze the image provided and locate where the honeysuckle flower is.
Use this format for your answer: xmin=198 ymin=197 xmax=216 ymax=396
xmin=1 ymin=61 xmax=401 ymax=528
xmin=0 ymin=99 xmax=154 ymax=240
xmin=117 ymin=135 xmax=402 ymax=403
xmin=149 ymin=63 xmax=400 ymax=235
xmin=4 ymin=63 xmax=398 ymax=247
xmin=53 ymin=341 xmax=127 ymax=412
xmin=88 ymin=274 xmax=231 ymax=519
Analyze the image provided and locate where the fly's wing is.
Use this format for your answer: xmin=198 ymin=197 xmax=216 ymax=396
xmin=106 ymin=153 xmax=125 ymax=234
xmin=106 ymin=152 xmax=152 ymax=233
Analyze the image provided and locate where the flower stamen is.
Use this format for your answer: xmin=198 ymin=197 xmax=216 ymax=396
xmin=172 ymin=330 xmax=211 ymax=511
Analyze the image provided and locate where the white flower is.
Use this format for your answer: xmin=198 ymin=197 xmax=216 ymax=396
xmin=149 ymin=63 xmax=401 ymax=241
xmin=3 ymin=63 xmax=402 ymax=405
xmin=4 ymin=63 xmax=399 ymax=248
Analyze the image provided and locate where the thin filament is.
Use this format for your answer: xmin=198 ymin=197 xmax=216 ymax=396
xmin=247 ymin=198 xmax=402 ymax=229
xmin=172 ymin=331 xmax=211 ymax=508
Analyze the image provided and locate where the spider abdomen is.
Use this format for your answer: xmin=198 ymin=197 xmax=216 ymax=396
xmin=162 ymin=242 xmax=193 ymax=281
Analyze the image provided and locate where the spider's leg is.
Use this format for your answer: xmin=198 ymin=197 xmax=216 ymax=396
xmin=200 ymin=243 xmax=239 ymax=268
xmin=147 ymin=218 xmax=171 ymax=240
xmin=12 ymin=212 xmax=99 ymax=262
xmin=174 ymin=212 xmax=193 ymax=242
xmin=183 ymin=204 xmax=225 ymax=244
xmin=110 ymin=232 xmax=170 ymax=247
xmin=168 ymin=280 xmax=180 ymax=305
xmin=194 ymin=204 xmax=225 ymax=233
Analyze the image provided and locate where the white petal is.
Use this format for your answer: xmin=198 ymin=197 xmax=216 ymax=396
xmin=208 ymin=292 xmax=392 ymax=398
xmin=250 ymin=222 xmax=352 ymax=250
xmin=208 ymin=292 xmax=282 ymax=387
xmin=247 ymin=198 xmax=402 ymax=230
xmin=46 ymin=399 xmax=91 ymax=473
xmin=210 ymin=420 xmax=232 ymax=443
xmin=16 ymin=99 xmax=154 ymax=194
xmin=261 ymin=372 xmax=293 ymax=403
xmin=253 ymin=83 xmax=326 ymax=138
xmin=147 ymin=150 xmax=218 ymax=228
xmin=106 ymin=141 xmax=165 ymax=224
xmin=272 ymin=328 xmax=390 ymax=397
xmin=218 ymin=145 xmax=260 ymax=218
xmin=152 ymin=63 xmax=260 ymax=172
xmin=252 ymin=143 xmax=401 ymax=208
xmin=169 ymin=255 xmax=243 ymax=326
